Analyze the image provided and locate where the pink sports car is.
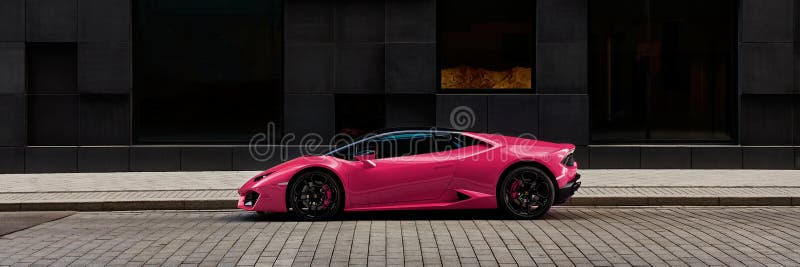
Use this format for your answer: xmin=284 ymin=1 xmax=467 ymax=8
xmin=238 ymin=128 xmax=581 ymax=220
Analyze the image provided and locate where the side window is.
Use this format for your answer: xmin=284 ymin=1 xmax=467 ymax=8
xmin=434 ymin=133 xmax=487 ymax=152
xmin=332 ymin=139 xmax=377 ymax=161
xmin=375 ymin=133 xmax=435 ymax=159
xmin=433 ymin=133 xmax=459 ymax=152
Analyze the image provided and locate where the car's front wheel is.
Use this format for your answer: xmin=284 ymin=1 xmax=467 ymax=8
xmin=498 ymin=166 xmax=555 ymax=219
xmin=287 ymin=170 xmax=343 ymax=220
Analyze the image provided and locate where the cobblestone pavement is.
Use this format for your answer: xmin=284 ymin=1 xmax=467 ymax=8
xmin=3 ymin=207 xmax=800 ymax=266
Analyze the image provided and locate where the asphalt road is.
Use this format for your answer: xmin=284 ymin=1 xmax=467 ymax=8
xmin=2 ymin=207 xmax=800 ymax=266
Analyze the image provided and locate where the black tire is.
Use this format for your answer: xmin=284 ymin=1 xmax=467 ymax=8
xmin=497 ymin=166 xmax=555 ymax=219
xmin=286 ymin=170 xmax=344 ymax=220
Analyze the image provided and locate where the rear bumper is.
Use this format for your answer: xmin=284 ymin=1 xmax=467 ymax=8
xmin=555 ymin=173 xmax=581 ymax=205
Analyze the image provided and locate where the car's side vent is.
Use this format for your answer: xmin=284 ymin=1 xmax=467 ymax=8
xmin=456 ymin=191 xmax=470 ymax=201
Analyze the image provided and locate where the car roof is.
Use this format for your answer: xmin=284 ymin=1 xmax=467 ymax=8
xmin=372 ymin=127 xmax=462 ymax=134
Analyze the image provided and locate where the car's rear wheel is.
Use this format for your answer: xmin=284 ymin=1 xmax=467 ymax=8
xmin=498 ymin=166 xmax=555 ymax=219
xmin=287 ymin=170 xmax=343 ymax=220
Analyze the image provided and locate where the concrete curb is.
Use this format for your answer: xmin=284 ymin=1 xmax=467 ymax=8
xmin=0 ymin=200 xmax=237 ymax=212
xmin=565 ymin=196 xmax=798 ymax=206
xmin=0 ymin=196 xmax=798 ymax=211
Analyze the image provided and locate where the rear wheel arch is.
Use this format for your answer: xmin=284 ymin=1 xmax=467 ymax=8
xmin=496 ymin=161 xmax=558 ymax=199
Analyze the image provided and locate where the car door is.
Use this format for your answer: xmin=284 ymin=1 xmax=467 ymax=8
xmin=347 ymin=132 xmax=457 ymax=206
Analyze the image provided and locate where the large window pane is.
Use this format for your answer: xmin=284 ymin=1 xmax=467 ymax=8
xmin=438 ymin=0 xmax=533 ymax=90
xmin=589 ymin=0 xmax=737 ymax=142
xmin=133 ymin=0 xmax=282 ymax=144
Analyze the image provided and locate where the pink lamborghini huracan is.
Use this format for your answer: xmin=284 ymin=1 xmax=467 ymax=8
xmin=238 ymin=129 xmax=580 ymax=220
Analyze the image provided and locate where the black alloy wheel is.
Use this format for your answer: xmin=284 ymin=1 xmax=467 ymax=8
xmin=498 ymin=166 xmax=555 ymax=219
xmin=287 ymin=170 xmax=343 ymax=220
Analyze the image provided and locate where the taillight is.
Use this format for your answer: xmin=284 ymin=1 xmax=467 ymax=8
xmin=561 ymin=153 xmax=576 ymax=167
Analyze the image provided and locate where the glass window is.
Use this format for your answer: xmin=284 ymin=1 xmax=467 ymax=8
xmin=132 ymin=0 xmax=282 ymax=144
xmin=374 ymin=133 xmax=434 ymax=159
xmin=589 ymin=0 xmax=737 ymax=143
xmin=438 ymin=0 xmax=533 ymax=91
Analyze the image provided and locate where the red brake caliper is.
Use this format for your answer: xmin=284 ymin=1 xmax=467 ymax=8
xmin=321 ymin=184 xmax=332 ymax=208
xmin=510 ymin=180 xmax=521 ymax=199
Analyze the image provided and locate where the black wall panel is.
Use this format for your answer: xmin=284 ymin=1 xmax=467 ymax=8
xmin=589 ymin=146 xmax=640 ymax=169
xmin=386 ymin=0 xmax=435 ymax=43
xmin=574 ymin=145 xmax=588 ymax=168
xmin=25 ymin=147 xmax=77 ymax=173
xmin=78 ymin=147 xmax=129 ymax=172
xmin=741 ymin=0 xmax=794 ymax=43
xmin=796 ymin=148 xmax=800 ymax=170
xmin=335 ymin=44 xmax=385 ymax=93
xmin=742 ymin=147 xmax=795 ymax=169
xmin=0 ymin=94 xmax=26 ymax=146
xmin=180 ymin=147 xmax=232 ymax=171
xmin=336 ymin=0 xmax=384 ymax=43
xmin=385 ymin=94 xmax=435 ymax=127
xmin=436 ymin=95 xmax=487 ymax=132
xmin=78 ymin=42 xmax=130 ymax=94
xmin=537 ymin=0 xmax=586 ymax=43
xmin=0 ymin=43 xmax=25 ymax=94
xmin=0 ymin=147 xmax=25 ymax=173
xmin=26 ymin=0 xmax=77 ymax=42
xmin=641 ymin=147 xmax=691 ymax=169
xmin=539 ymin=94 xmax=589 ymax=145
xmin=28 ymin=95 xmax=78 ymax=146
xmin=79 ymin=94 xmax=130 ymax=145
xmin=284 ymin=94 xmax=335 ymax=141
xmin=233 ymin=146 xmax=289 ymax=171
xmin=285 ymin=44 xmax=334 ymax=93
xmin=129 ymin=147 xmax=180 ymax=172
xmin=691 ymin=147 xmax=742 ymax=169
xmin=741 ymin=94 xmax=794 ymax=145
xmin=77 ymin=0 xmax=129 ymax=42
xmin=487 ymin=95 xmax=538 ymax=136
xmin=741 ymin=43 xmax=794 ymax=94
xmin=285 ymin=0 xmax=334 ymax=43
xmin=0 ymin=0 xmax=25 ymax=41
xmin=535 ymin=43 xmax=587 ymax=94
xmin=385 ymin=44 xmax=436 ymax=94
xmin=26 ymin=43 xmax=77 ymax=93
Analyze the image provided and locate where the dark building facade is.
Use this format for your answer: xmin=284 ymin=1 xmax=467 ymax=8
xmin=0 ymin=0 xmax=798 ymax=173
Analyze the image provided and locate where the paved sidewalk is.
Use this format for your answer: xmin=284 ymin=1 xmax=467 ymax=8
xmin=1 ymin=170 xmax=799 ymax=211
xmin=3 ymin=207 xmax=800 ymax=266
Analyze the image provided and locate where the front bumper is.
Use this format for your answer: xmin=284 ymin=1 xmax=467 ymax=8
xmin=237 ymin=184 xmax=288 ymax=212
xmin=555 ymin=173 xmax=581 ymax=205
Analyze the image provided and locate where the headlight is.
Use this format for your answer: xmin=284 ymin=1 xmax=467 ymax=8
xmin=253 ymin=172 xmax=273 ymax=182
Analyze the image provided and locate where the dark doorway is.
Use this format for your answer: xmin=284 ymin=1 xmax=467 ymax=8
xmin=589 ymin=0 xmax=737 ymax=143
xmin=133 ymin=0 xmax=282 ymax=144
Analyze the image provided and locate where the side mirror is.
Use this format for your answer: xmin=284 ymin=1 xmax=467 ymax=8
xmin=353 ymin=153 xmax=376 ymax=168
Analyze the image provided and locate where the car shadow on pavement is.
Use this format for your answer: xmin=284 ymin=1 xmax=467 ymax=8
xmin=237 ymin=209 xmax=564 ymax=221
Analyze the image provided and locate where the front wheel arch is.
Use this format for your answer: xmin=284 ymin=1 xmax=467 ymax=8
xmin=285 ymin=167 xmax=346 ymax=218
